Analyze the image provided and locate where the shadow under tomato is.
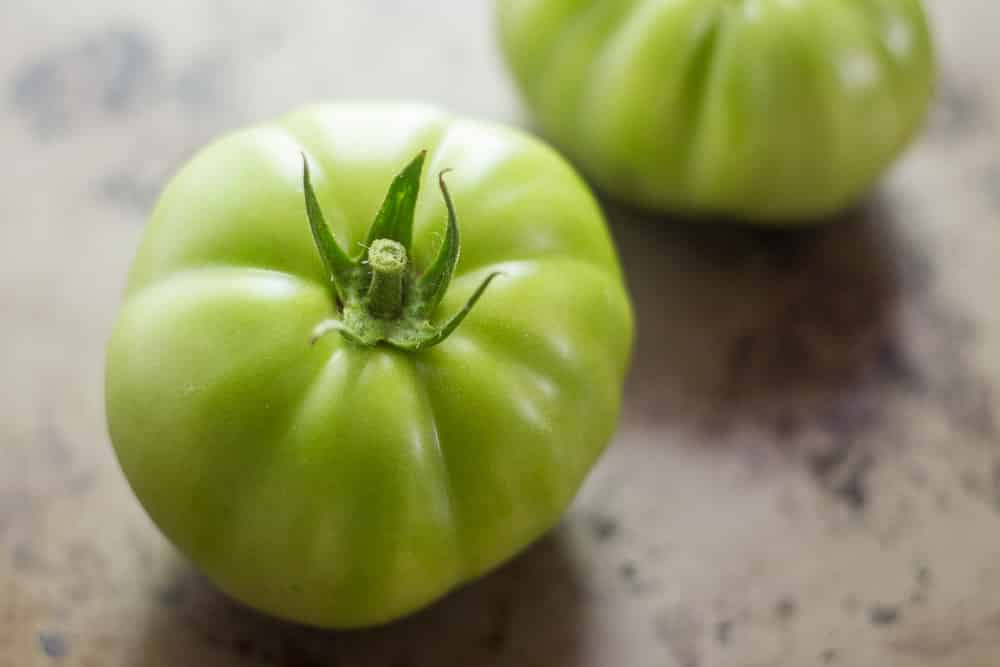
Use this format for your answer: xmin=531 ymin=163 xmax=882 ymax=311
xmin=607 ymin=188 xmax=928 ymax=445
xmin=138 ymin=526 xmax=589 ymax=667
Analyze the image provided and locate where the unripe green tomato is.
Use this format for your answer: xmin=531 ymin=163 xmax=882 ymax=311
xmin=105 ymin=103 xmax=633 ymax=628
xmin=497 ymin=0 xmax=935 ymax=222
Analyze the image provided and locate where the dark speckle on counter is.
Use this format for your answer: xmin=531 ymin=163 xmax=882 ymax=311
xmin=38 ymin=631 xmax=68 ymax=659
xmin=909 ymin=563 xmax=932 ymax=604
xmin=956 ymin=459 xmax=1000 ymax=515
xmin=869 ymin=606 xmax=901 ymax=626
xmin=809 ymin=446 xmax=872 ymax=512
xmin=928 ymin=72 xmax=989 ymax=140
xmin=775 ymin=597 xmax=798 ymax=621
xmin=715 ymin=620 xmax=733 ymax=645
xmin=9 ymin=26 xmax=157 ymax=139
xmin=618 ymin=560 xmax=653 ymax=595
xmin=829 ymin=456 xmax=872 ymax=512
xmin=100 ymin=170 xmax=162 ymax=214
xmin=873 ymin=338 xmax=925 ymax=394
xmin=587 ymin=513 xmax=620 ymax=542
xmin=11 ymin=542 xmax=42 ymax=572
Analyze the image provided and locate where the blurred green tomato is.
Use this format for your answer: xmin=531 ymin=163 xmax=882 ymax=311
xmin=497 ymin=0 xmax=935 ymax=222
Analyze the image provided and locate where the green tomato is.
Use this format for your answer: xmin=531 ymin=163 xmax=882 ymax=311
xmin=105 ymin=103 xmax=633 ymax=628
xmin=497 ymin=0 xmax=935 ymax=222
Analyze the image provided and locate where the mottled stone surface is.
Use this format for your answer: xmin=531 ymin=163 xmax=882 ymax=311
xmin=2 ymin=1 xmax=999 ymax=665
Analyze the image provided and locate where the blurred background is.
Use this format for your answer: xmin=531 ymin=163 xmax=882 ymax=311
xmin=2 ymin=1 xmax=999 ymax=665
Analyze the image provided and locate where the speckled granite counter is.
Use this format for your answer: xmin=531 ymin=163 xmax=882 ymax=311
xmin=3 ymin=2 xmax=999 ymax=665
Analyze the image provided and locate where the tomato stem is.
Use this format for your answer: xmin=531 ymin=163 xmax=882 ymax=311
xmin=366 ymin=238 xmax=407 ymax=319
xmin=301 ymin=152 xmax=501 ymax=350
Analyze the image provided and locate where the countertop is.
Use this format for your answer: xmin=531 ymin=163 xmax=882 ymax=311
xmin=3 ymin=1 xmax=1000 ymax=665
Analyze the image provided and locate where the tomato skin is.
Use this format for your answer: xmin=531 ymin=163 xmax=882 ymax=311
xmin=104 ymin=103 xmax=633 ymax=628
xmin=497 ymin=0 xmax=935 ymax=223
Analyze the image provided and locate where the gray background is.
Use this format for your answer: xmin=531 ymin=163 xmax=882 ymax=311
xmin=3 ymin=1 xmax=1000 ymax=665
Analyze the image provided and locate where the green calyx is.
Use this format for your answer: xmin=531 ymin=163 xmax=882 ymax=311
xmin=302 ymin=151 xmax=502 ymax=351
